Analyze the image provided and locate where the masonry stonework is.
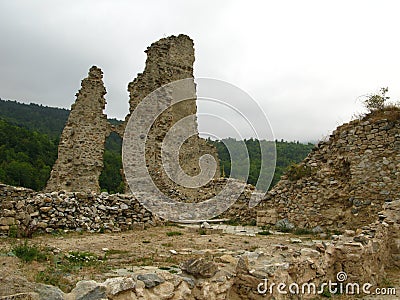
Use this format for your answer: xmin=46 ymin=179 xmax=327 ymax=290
xmin=45 ymin=66 xmax=108 ymax=193
xmin=123 ymin=34 xmax=220 ymax=198
xmin=46 ymin=35 xmax=220 ymax=199
xmin=257 ymin=110 xmax=400 ymax=231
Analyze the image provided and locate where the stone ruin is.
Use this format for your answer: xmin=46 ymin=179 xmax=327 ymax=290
xmin=45 ymin=34 xmax=219 ymax=196
xmin=1 ymin=34 xmax=399 ymax=299
xmin=45 ymin=66 xmax=108 ymax=193
xmin=257 ymin=110 xmax=400 ymax=231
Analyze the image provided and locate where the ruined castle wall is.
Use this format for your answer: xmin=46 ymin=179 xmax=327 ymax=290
xmin=45 ymin=66 xmax=109 ymax=193
xmin=124 ymin=35 xmax=220 ymax=199
xmin=257 ymin=114 xmax=400 ymax=230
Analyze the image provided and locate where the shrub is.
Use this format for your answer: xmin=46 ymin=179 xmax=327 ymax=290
xmin=12 ymin=240 xmax=47 ymax=262
xmin=364 ymin=87 xmax=389 ymax=112
xmin=285 ymin=163 xmax=312 ymax=181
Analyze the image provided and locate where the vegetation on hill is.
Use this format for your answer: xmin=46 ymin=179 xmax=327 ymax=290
xmin=0 ymin=99 xmax=315 ymax=192
xmin=208 ymin=138 xmax=314 ymax=190
xmin=0 ymin=119 xmax=57 ymax=190
xmin=0 ymin=99 xmax=69 ymax=139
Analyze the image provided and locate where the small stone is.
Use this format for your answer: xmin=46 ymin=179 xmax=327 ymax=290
xmin=235 ymin=256 xmax=249 ymax=274
xmin=137 ymin=273 xmax=165 ymax=288
xmin=290 ymin=238 xmax=302 ymax=244
xmin=344 ymin=230 xmax=356 ymax=237
xmin=219 ymin=254 xmax=237 ymax=264
xmin=67 ymin=280 xmax=106 ymax=300
xmin=201 ymin=221 xmax=211 ymax=229
xmin=300 ymin=248 xmax=320 ymax=258
xmin=181 ymin=258 xmax=218 ymax=278
xmin=312 ymin=226 xmax=324 ymax=234
xmin=103 ymin=277 xmax=135 ymax=296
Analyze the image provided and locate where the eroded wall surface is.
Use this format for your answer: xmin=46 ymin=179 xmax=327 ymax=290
xmin=45 ymin=66 xmax=108 ymax=193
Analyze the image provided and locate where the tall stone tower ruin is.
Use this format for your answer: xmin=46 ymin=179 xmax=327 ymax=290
xmin=124 ymin=34 xmax=220 ymax=197
xmin=45 ymin=66 xmax=108 ymax=193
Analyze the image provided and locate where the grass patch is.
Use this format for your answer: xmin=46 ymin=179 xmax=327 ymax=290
xmin=11 ymin=240 xmax=48 ymax=263
xmin=161 ymin=242 xmax=173 ymax=247
xmin=36 ymin=266 xmax=72 ymax=292
xmin=199 ymin=229 xmax=207 ymax=235
xmin=166 ymin=231 xmax=182 ymax=237
xmin=276 ymin=225 xmax=293 ymax=233
xmin=258 ymin=230 xmax=272 ymax=236
xmin=65 ymin=251 xmax=101 ymax=266
xmin=293 ymin=228 xmax=313 ymax=235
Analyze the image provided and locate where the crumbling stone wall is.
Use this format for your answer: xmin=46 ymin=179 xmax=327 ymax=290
xmin=257 ymin=112 xmax=400 ymax=231
xmin=123 ymin=34 xmax=220 ymax=198
xmin=45 ymin=35 xmax=220 ymax=198
xmin=45 ymin=66 xmax=108 ymax=193
xmin=0 ymin=182 xmax=258 ymax=236
xmin=0 ymin=184 xmax=159 ymax=236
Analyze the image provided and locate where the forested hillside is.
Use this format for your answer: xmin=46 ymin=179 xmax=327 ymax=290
xmin=0 ymin=99 xmax=315 ymax=192
xmin=209 ymin=138 xmax=314 ymax=190
xmin=0 ymin=119 xmax=57 ymax=190
xmin=0 ymin=99 xmax=69 ymax=138
xmin=0 ymin=99 xmax=124 ymax=192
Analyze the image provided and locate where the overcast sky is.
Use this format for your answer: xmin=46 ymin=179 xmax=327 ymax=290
xmin=1 ymin=0 xmax=399 ymax=142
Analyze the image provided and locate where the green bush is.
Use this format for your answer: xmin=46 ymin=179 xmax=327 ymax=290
xmin=285 ymin=163 xmax=312 ymax=181
xmin=12 ymin=240 xmax=47 ymax=262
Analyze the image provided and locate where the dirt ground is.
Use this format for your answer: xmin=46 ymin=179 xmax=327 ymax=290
xmin=0 ymin=225 xmax=399 ymax=298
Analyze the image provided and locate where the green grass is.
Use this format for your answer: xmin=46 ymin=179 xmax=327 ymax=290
xmin=258 ymin=230 xmax=272 ymax=236
xmin=65 ymin=251 xmax=100 ymax=266
xmin=11 ymin=240 xmax=47 ymax=263
xmin=293 ymin=228 xmax=313 ymax=235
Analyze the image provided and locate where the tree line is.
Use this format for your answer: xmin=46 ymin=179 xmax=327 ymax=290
xmin=0 ymin=99 xmax=315 ymax=192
